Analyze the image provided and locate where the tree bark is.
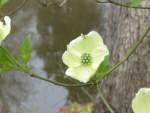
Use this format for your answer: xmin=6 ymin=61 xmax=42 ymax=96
xmin=100 ymin=0 xmax=150 ymax=113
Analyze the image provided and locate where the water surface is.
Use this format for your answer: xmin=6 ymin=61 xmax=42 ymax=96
xmin=0 ymin=0 xmax=102 ymax=112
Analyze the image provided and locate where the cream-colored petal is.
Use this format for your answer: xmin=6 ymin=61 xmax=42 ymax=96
xmin=67 ymin=31 xmax=105 ymax=57
xmin=0 ymin=16 xmax=11 ymax=43
xmin=132 ymin=88 xmax=150 ymax=113
xmin=62 ymin=51 xmax=80 ymax=67
xmin=67 ymin=36 xmax=84 ymax=57
xmin=91 ymin=45 xmax=109 ymax=69
xmin=80 ymin=31 xmax=104 ymax=53
xmin=86 ymin=31 xmax=104 ymax=47
xmin=65 ymin=65 xmax=96 ymax=83
xmin=0 ymin=21 xmax=3 ymax=26
xmin=4 ymin=16 xmax=11 ymax=26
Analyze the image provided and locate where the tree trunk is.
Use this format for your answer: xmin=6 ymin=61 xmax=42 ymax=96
xmin=100 ymin=0 xmax=150 ymax=113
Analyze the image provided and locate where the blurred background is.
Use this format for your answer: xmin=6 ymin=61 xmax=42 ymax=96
xmin=1 ymin=0 xmax=150 ymax=113
xmin=0 ymin=0 xmax=108 ymax=113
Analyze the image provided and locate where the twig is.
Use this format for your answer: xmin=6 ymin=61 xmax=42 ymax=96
xmin=97 ymin=0 xmax=150 ymax=9
xmin=30 ymin=72 xmax=95 ymax=87
xmin=81 ymin=87 xmax=95 ymax=101
xmin=59 ymin=0 xmax=68 ymax=7
xmin=104 ymin=25 xmax=150 ymax=77
xmin=96 ymin=83 xmax=115 ymax=113
xmin=0 ymin=0 xmax=27 ymax=18
xmin=96 ymin=0 xmax=109 ymax=4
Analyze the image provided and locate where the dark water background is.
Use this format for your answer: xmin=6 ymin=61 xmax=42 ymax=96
xmin=0 ymin=0 xmax=106 ymax=112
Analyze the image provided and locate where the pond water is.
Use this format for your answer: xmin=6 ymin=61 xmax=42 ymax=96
xmin=0 ymin=0 xmax=105 ymax=113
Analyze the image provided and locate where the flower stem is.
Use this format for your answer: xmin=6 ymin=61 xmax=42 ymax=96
xmin=96 ymin=83 xmax=115 ymax=113
xmin=104 ymin=24 xmax=150 ymax=77
xmin=97 ymin=0 xmax=150 ymax=9
xmin=28 ymin=71 xmax=94 ymax=87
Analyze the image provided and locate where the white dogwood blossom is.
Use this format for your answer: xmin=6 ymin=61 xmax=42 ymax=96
xmin=62 ymin=31 xmax=109 ymax=83
xmin=132 ymin=88 xmax=150 ymax=113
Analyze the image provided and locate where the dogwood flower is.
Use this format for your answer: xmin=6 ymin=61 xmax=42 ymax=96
xmin=0 ymin=16 xmax=11 ymax=45
xmin=132 ymin=88 xmax=150 ymax=113
xmin=62 ymin=31 xmax=109 ymax=83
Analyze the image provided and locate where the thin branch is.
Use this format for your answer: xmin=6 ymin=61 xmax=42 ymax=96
xmin=96 ymin=83 xmax=115 ymax=113
xmin=81 ymin=87 xmax=95 ymax=101
xmin=28 ymin=24 xmax=150 ymax=87
xmin=97 ymin=0 xmax=150 ymax=9
xmin=96 ymin=1 xmax=109 ymax=4
xmin=29 ymin=71 xmax=95 ymax=87
xmin=59 ymin=0 xmax=68 ymax=7
xmin=104 ymin=25 xmax=150 ymax=77
xmin=0 ymin=0 xmax=27 ymax=18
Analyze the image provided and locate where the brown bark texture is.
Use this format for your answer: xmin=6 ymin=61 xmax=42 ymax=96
xmin=100 ymin=0 xmax=150 ymax=113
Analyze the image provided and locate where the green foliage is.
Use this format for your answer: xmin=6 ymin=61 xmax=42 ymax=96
xmin=19 ymin=35 xmax=32 ymax=65
xmin=0 ymin=66 xmax=12 ymax=75
xmin=131 ymin=0 xmax=142 ymax=7
xmin=0 ymin=0 xmax=9 ymax=7
xmin=0 ymin=47 xmax=19 ymax=75
xmin=94 ymin=55 xmax=109 ymax=81
xmin=0 ymin=35 xmax=33 ymax=76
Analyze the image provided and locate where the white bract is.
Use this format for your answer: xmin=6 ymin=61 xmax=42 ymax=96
xmin=0 ymin=16 xmax=11 ymax=45
xmin=132 ymin=88 xmax=150 ymax=113
xmin=62 ymin=31 xmax=109 ymax=83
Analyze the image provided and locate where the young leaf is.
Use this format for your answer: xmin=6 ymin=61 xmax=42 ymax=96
xmin=0 ymin=47 xmax=18 ymax=67
xmin=131 ymin=0 xmax=141 ymax=7
xmin=19 ymin=35 xmax=32 ymax=64
xmin=0 ymin=47 xmax=21 ymax=75
xmin=94 ymin=55 xmax=109 ymax=81
xmin=0 ymin=65 xmax=13 ymax=75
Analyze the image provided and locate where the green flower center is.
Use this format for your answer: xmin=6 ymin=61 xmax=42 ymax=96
xmin=81 ymin=53 xmax=92 ymax=65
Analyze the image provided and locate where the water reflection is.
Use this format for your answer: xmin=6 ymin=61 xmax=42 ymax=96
xmin=0 ymin=0 xmax=101 ymax=112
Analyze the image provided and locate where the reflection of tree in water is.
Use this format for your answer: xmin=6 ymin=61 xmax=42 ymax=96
xmin=36 ymin=0 xmax=100 ymax=102
xmin=36 ymin=0 xmax=100 ymax=77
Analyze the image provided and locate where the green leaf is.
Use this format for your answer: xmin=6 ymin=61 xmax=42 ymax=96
xmin=0 ymin=47 xmax=18 ymax=67
xmin=0 ymin=0 xmax=9 ymax=7
xmin=0 ymin=47 xmax=20 ymax=75
xmin=19 ymin=35 xmax=32 ymax=64
xmin=0 ymin=65 xmax=13 ymax=75
xmin=131 ymin=0 xmax=141 ymax=7
xmin=94 ymin=55 xmax=109 ymax=81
